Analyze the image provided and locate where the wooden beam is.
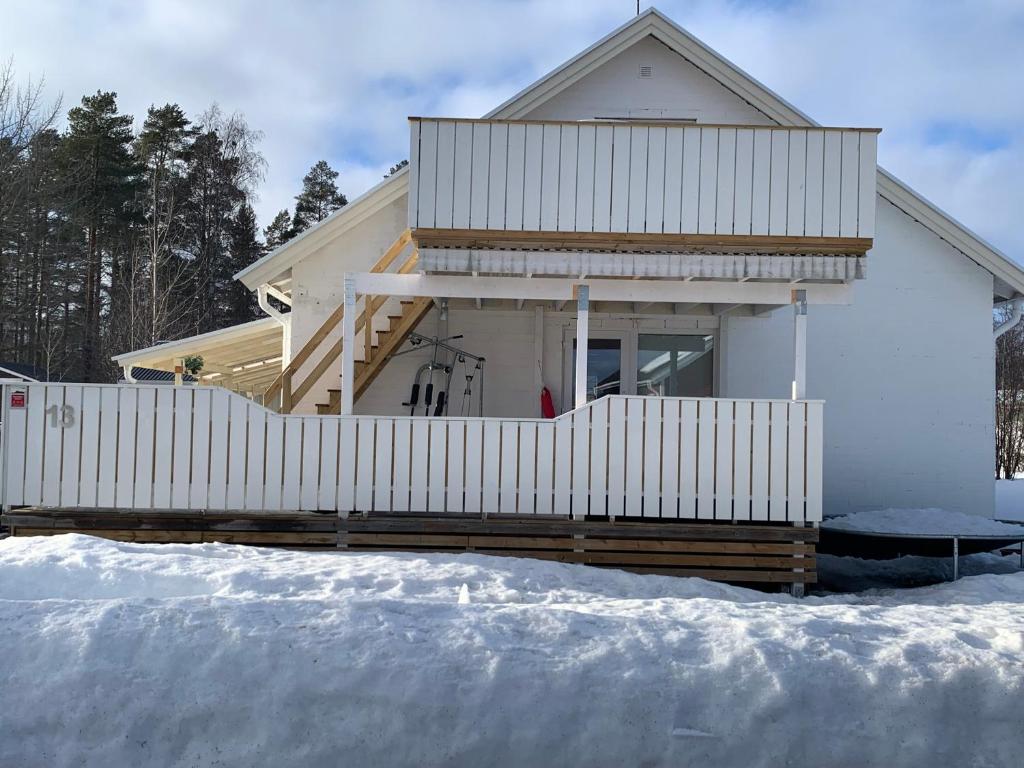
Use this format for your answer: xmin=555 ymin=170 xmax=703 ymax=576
xmin=673 ymin=302 xmax=703 ymax=315
xmin=341 ymin=276 xmax=355 ymax=415
xmin=574 ymin=285 xmax=589 ymax=413
xmin=712 ymin=303 xmax=743 ymax=317
xmin=264 ymin=284 xmax=292 ymax=306
xmin=792 ymin=290 xmax=807 ymax=400
xmin=412 ymin=227 xmax=872 ymax=256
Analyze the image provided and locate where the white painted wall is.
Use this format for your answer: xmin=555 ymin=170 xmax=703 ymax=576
xmin=288 ymin=196 xmax=407 ymax=412
xmin=723 ymin=198 xmax=996 ymax=517
xmin=523 ymin=36 xmax=774 ymax=124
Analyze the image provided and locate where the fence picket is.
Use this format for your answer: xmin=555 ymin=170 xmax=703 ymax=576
xmin=172 ymin=388 xmax=194 ymax=510
xmin=534 ymin=421 xmax=554 ymax=516
xmin=41 ymin=386 xmax=64 ymax=507
xmin=625 ymin=398 xmax=644 ymax=515
xmin=133 ymin=387 xmax=156 ymax=509
xmin=60 ymin=386 xmax=84 ymax=508
xmin=189 ymin=389 xmax=212 ymax=509
xmin=300 ymin=416 xmax=321 ymax=511
xmin=428 ymin=420 xmax=447 ymax=512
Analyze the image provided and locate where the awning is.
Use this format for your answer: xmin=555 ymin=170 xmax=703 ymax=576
xmin=419 ymin=249 xmax=865 ymax=281
xmin=110 ymin=317 xmax=284 ymax=392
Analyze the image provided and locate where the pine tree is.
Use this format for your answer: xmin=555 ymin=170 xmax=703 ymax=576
xmin=224 ymin=202 xmax=261 ymax=325
xmin=61 ymin=91 xmax=138 ymax=381
xmin=263 ymin=208 xmax=294 ymax=252
xmin=183 ymin=129 xmax=244 ymax=334
xmin=135 ymin=103 xmax=195 ymax=346
xmin=292 ymin=160 xmax=346 ymax=234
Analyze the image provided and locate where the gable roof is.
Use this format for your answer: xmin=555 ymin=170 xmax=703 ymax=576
xmin=0 ymin=361 xmax=45 ymax=381
xmin=239 ymin=6 xmax=1024 ymax=299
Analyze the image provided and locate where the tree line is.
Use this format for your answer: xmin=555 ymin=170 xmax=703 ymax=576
xmin=0 ymin=63 xmax=348 ymax=382
xmin=996 ymin=309 xmax=1024 ymax=478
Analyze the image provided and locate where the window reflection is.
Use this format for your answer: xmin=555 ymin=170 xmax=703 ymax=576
xmin=636 ymin=334 xmax=714 ymax=397
xmin=572 ymin=338 xmax=622 ymax=401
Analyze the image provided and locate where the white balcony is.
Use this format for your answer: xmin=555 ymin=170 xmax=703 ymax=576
xmin=409 ymin=117 xmax=879 ymax=253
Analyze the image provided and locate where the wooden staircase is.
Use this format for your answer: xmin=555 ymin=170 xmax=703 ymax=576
xmin=315 ymin=296 xmax=432 ymax=414
xmin=263 ymin=230 xmax=428 ymax=414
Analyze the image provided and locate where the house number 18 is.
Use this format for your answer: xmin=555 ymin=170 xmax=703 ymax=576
xmin=46 ymin=404 xmax=76 ymax=429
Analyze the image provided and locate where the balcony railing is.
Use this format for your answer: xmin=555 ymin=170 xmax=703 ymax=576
xmin=409 ymin=117 xmax=879 ymax=250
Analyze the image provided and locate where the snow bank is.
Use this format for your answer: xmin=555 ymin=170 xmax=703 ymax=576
xmin=823 ymin=506 xmax=1024 ymax=537
xmin=2 ymin=535 xmax=1024 ymax=768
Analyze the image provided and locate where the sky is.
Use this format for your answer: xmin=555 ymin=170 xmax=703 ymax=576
xmin=3 ymin=0 xmax=1023 ymax=260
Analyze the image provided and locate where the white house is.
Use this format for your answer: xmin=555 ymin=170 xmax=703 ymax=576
xmin=3 ymin=8 xmax=1021 ymax=587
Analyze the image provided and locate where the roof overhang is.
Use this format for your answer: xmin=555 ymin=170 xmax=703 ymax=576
xmin=234 ymin=168 xmax=410 ymax=291
xmin=111 ymin=317 xmax=285 ymax=392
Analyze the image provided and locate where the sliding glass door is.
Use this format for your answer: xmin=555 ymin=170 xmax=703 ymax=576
xmin=570 ymin=335 xmax=624 ymax=403
xmin=636 ymin=334 xmax=714 ymax=398
xmin=563 ymin=329 xmax=715 ymax=411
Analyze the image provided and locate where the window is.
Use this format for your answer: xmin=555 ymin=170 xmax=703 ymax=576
xmin=636 ymin=334 xmax=714 ymax=398
xmin=571 ymin=337 xmax=623 ymax=402
xmin=563 ymin=329 xmax=716 ymax=410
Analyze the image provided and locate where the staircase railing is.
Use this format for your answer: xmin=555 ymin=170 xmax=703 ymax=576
xmin=265 ymin=229 xmax=417 ymax=413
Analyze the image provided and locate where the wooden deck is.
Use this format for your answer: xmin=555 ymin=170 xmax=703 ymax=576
xmin=2 ymin=510 xmax=816 ymax=586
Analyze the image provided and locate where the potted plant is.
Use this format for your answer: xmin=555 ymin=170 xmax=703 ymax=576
xmin=183 ymin=354 xmax=204 ymax=384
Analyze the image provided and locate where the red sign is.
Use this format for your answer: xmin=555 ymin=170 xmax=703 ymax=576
xmin=10 ymin=390 xmax=25 ymax=408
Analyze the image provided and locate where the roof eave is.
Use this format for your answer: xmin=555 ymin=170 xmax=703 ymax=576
xmin=234 ymin=166 xmax=410 ymax=290
xmin=111 ymin=317 xmax=283 ymax=366
xmin=876 ymin=169 xmax=1024 ymax=299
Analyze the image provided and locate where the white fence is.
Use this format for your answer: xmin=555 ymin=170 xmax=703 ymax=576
xmin=1 ymin=384 xmax=822 ymax=523
xmin=409 ymin=117 xmax=878 ymax=240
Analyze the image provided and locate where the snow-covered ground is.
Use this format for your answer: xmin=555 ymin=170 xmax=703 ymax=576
xmin=823 ymin=506 xmax=1024 ymax=536
xmin=2 ymin=535 xmax=1024 ymax=767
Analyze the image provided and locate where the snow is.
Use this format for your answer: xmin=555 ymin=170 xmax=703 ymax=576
xmin=996 ymin=479 xmax=1024 ymax=522
xmin=823 ymin=506 xmax=1024 ymax=537
xmin=3 ymin=534 xmax=1024 ymax=767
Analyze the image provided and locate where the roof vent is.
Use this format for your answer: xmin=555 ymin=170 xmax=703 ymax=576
xmin=639 ymin=64 xmax=653 ymax=78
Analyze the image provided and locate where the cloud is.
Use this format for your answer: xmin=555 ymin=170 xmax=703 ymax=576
xmin=3 ymin=0 xmax=1023 ymax=259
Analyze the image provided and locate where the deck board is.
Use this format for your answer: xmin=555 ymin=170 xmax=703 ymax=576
xmin=3 ymin=510 xmax=817 ymax=586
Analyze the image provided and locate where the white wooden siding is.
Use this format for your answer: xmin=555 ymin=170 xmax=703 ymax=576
xmin=410 ymin=118 xmax=878 ymax=239
xmin=2 ymin=384 xmax=822 ymax=524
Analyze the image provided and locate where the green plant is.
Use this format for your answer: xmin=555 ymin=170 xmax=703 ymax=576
xmin=183 ymin=354 xmax=204 ymax=376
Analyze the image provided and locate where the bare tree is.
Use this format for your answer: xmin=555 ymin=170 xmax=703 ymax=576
xmin=0 ymin=59 xmax=61 ymax=223
xmin=995 ymin=308 xmax=1024 ymax=478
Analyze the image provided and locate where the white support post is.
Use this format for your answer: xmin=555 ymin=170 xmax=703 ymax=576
xmin=341 ymin=275 xmax=356 ymax=416
xmin=574 ymin=284 xmax=589 ymax=409
xmin=534 ymin=304 xmax=545 ymax=414
xmin=282 ymin=315 xmax=293 ymax=367
xmin=792 ymin=289 xmax=807 ymax=401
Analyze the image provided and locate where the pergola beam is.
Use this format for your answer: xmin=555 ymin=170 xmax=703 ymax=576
xmin=349 ymin=272 xmax=853 ymax=305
